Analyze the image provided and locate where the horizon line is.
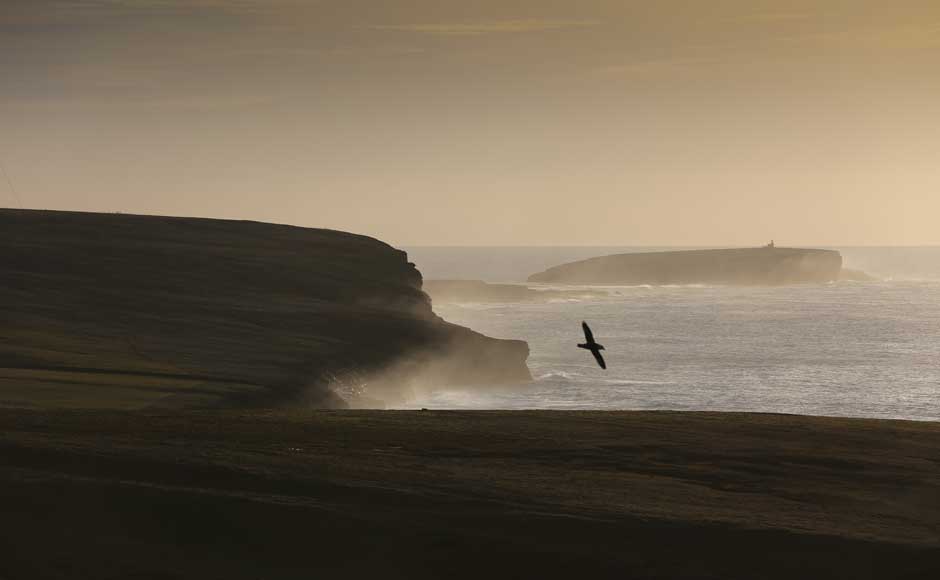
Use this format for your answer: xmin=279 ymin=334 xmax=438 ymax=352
xmin=399 ymin=244 xmax=940 ymax=248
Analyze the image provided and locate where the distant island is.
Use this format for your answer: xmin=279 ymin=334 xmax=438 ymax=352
xmin=528 ymin=246 xmax=847 ymax=285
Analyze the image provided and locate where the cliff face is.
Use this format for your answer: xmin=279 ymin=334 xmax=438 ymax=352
xmin=528 ymin=247 xmax=843 ymax=285
xmin=0 ymin=209 xmax=530 ymax=409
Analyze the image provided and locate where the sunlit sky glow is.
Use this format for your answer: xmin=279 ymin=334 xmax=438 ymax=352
xmin=2 ymin=0 xmax=939 ymax=245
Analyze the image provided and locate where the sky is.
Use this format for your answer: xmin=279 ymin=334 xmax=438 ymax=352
xmin=2 ymin=0 xmax=940 ymax=246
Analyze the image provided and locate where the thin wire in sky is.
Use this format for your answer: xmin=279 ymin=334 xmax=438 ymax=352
xmin=0 ymin=158 xmax=23 ymax=208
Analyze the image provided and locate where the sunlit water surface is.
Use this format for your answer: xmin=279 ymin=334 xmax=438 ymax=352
xmin=398 ymin=247 xmax=940 ymax=421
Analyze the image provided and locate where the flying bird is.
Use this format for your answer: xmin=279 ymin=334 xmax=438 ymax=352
xmin=578 ymin=321 xmax=606 ymax=369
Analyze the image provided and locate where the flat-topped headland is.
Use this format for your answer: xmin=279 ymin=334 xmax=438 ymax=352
xmin=528 ymin=246 xmax=843 ymax=285
xmin=0 ymin=209 xmax=530 ymax=409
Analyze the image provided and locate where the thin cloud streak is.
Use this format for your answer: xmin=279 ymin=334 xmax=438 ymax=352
xmin=593 ymin=56 xmax=723 ymax=77
xmin=1 ymin=0 xmax=285 ymax=25
xmin=369 ymin=19 xmax=598 ymax=36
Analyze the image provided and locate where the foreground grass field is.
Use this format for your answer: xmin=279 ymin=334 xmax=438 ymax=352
xmin=2 ymin=409 xmax=938 ymax=579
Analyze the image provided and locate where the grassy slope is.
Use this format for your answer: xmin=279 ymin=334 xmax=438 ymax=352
xmin=2 ymin=409 xmax=938 ymax=579
xmin=0 ymin=209 xmax=528 ymax=409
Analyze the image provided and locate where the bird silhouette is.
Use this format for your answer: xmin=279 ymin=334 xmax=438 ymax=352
xmin=578 ymin=321 xmax=606 ymax=369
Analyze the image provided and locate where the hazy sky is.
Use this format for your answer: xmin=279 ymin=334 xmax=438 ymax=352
xmin=2 ymin=0 xmax=939 ymax=245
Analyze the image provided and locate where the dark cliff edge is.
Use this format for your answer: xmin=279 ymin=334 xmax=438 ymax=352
xmin=528 ymin=247 xmax=844 ymax=285
xmin=0 ymin=209 xmax=530 ymax=410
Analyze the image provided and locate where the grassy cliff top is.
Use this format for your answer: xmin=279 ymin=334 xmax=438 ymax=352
xmin=0 ymin=209 xmax=528 ymax=409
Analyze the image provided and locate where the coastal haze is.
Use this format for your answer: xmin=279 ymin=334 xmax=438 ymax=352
xmin=3 ymin=0 xmax=940 ymax=245
xmin=3 ymin=3 xmax=940 ymax=579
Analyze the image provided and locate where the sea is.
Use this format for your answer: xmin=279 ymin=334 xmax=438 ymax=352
xmin=399 ymin=246 xmax=940 ymax=421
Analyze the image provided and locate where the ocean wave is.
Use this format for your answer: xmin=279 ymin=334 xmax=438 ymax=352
xmin=532 ymin=283 xmax=714 ymax=291
xmin=599 ymin=378 xmax=675 ymax=386
xmin=445 ymin=302 xmax=514 ymax=310
xmin=536 ymin=371 xmax=581 ymax=381
xmin=879 ymin=276 xmax=940 ymax=283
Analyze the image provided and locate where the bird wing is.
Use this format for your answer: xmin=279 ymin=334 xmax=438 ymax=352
xmin=591 ymin=348 xmax=607 ymax=370
xmin=582 ymin=321 xmax=595 ymax=344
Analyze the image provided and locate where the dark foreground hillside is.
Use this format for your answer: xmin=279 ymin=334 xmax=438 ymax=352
xmin=1 ymin=409 xmax=938 ymax=579
xmin=0 ymin=209 xmax=529 ymax=409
